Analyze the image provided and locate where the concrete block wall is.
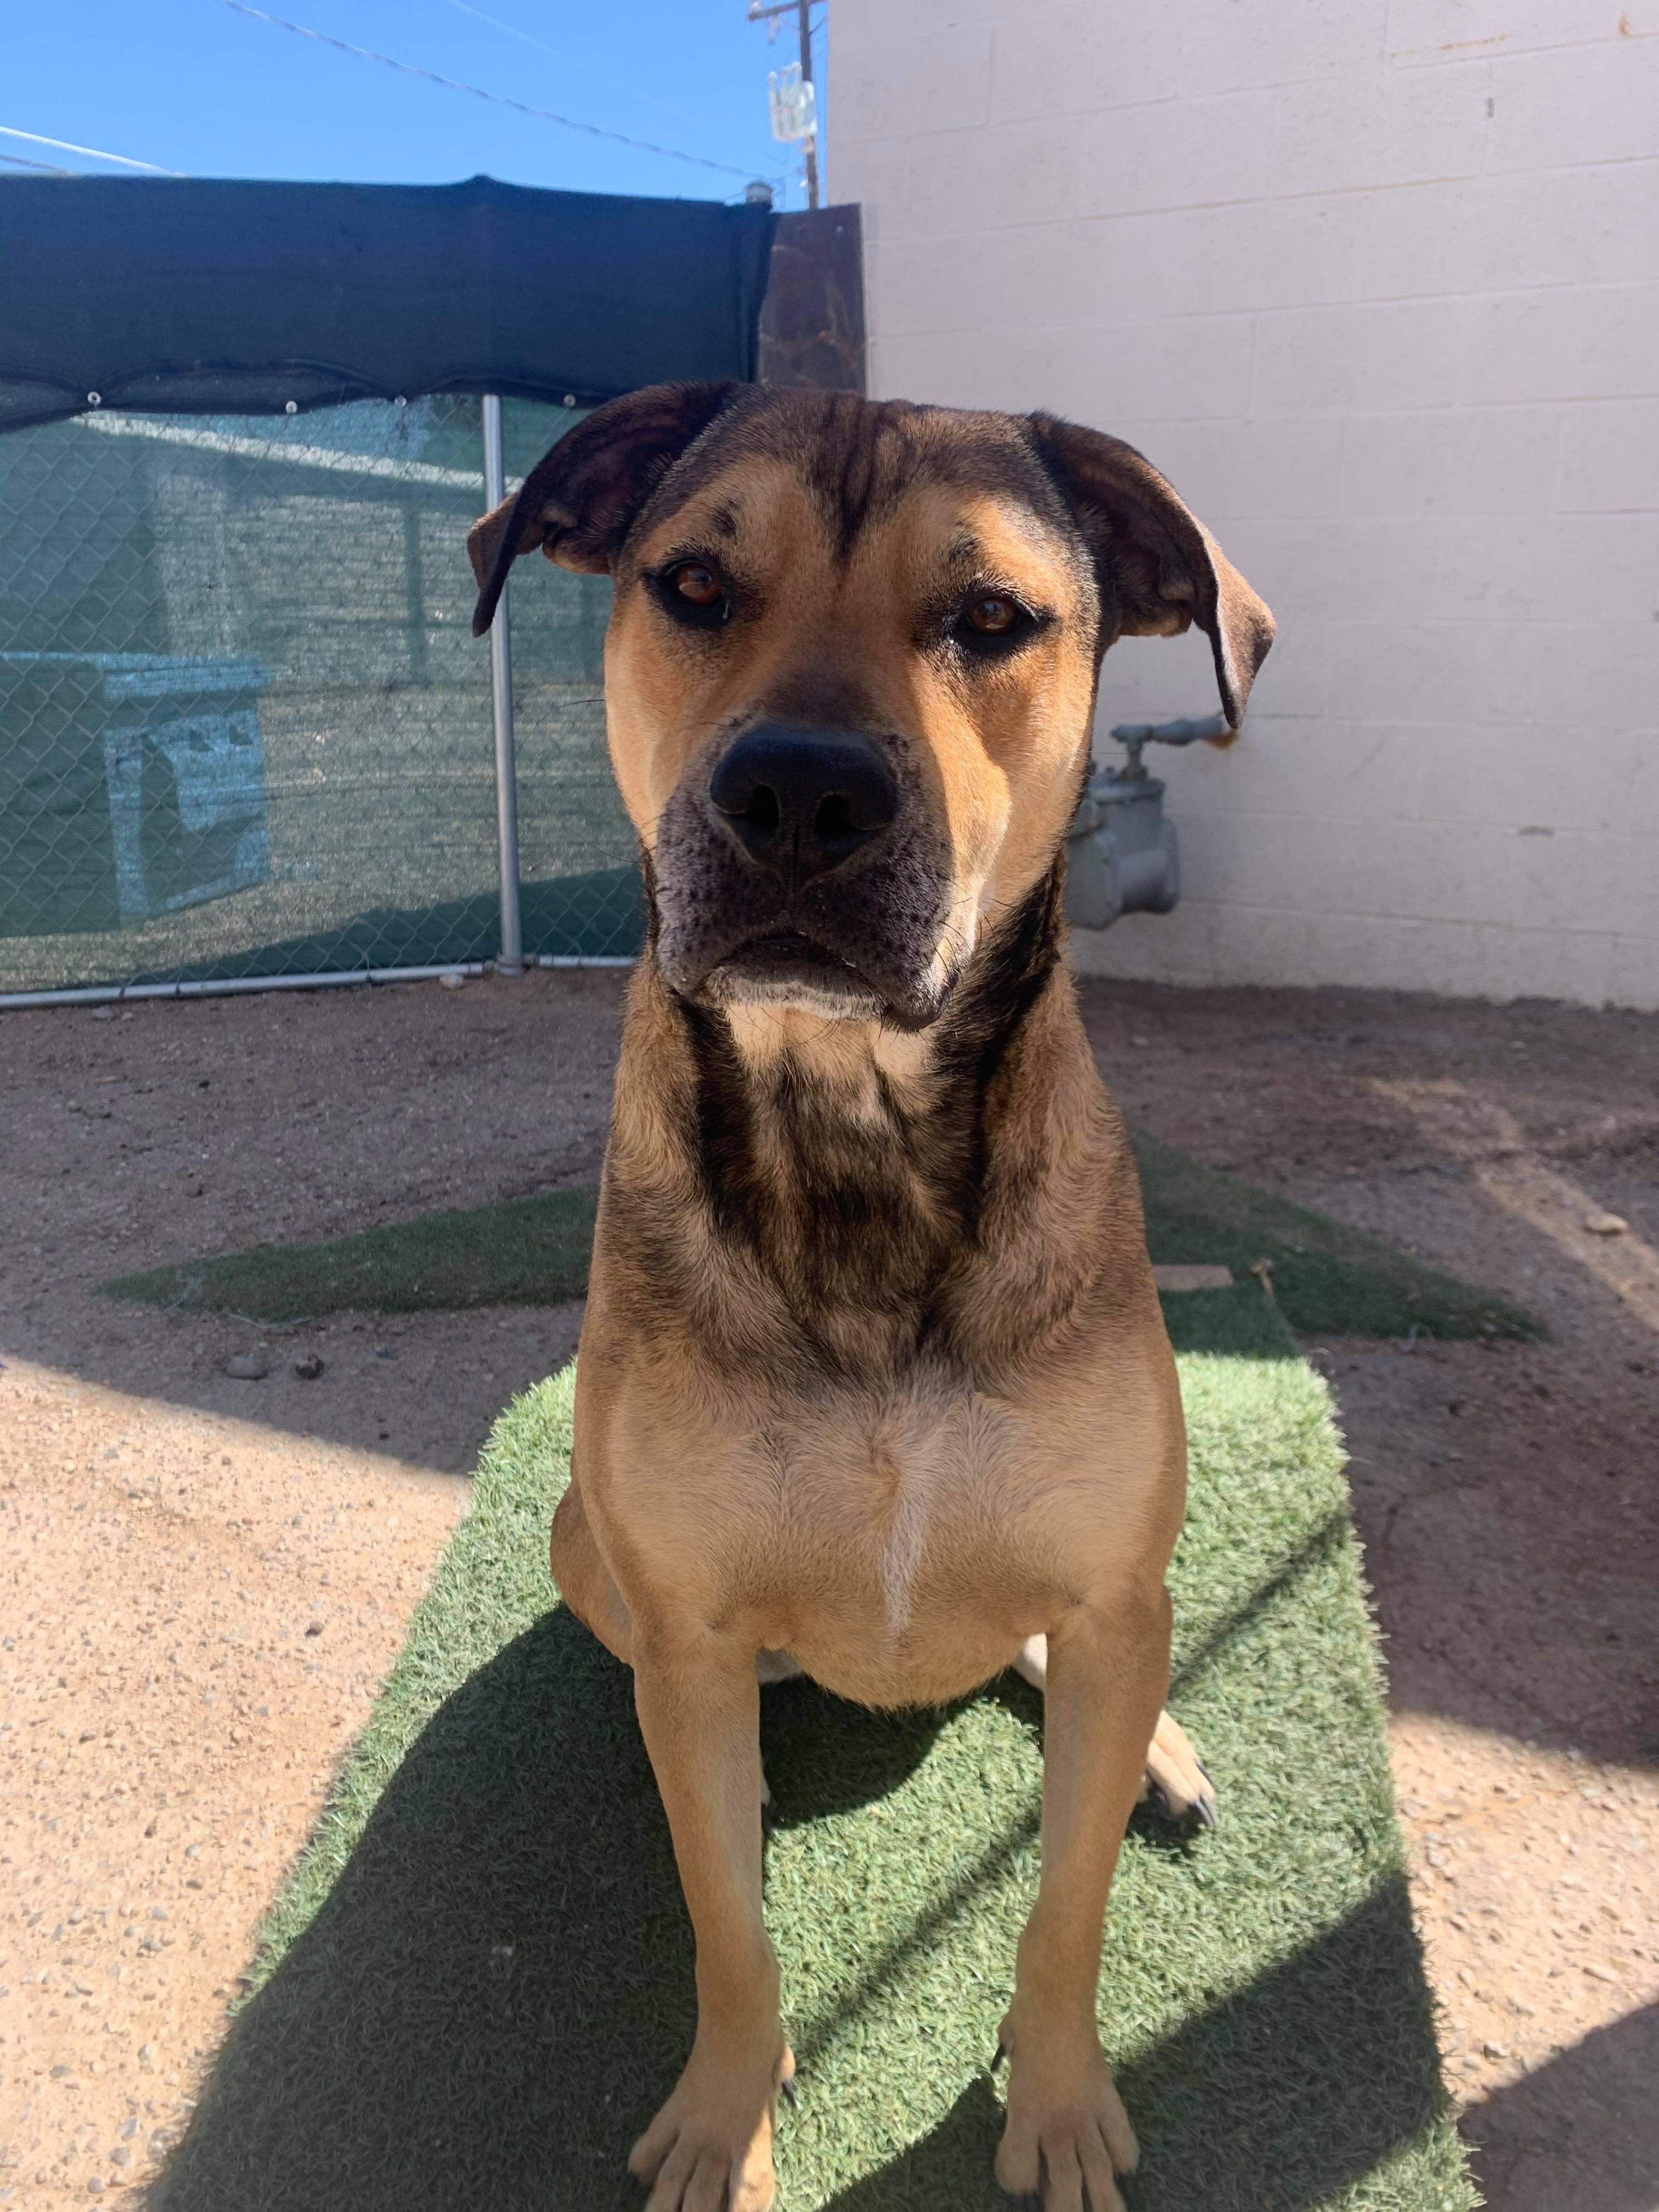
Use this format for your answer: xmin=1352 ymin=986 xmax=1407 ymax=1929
xmin=828 ymin=1 xmax=1659 ymax=1008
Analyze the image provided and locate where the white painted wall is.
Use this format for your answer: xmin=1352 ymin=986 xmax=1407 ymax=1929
xmin=829 ymin=1 xmax=1659 ymax=1008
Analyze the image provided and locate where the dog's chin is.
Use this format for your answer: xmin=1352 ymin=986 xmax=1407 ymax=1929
xmin=701 ymin=933 xmax=885 ymax=1020
xmin=693 ymin=933 xmax=943 ymax=1030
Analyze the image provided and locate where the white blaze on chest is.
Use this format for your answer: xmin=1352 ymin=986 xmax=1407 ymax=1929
xmin=874 ymin=1445 xmax=935 ymax=1637
xmin=867 ymin=1401 xmax=996 ymax=1639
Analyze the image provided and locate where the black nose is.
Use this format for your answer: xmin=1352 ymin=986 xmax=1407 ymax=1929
xmin=708 ymin=724 xmax=899 ymax=884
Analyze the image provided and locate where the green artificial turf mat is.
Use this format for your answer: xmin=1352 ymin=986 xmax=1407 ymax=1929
xmin=102 ymin=1133 xmax=1537 ymax=1345
xmin=153 ymin=1291 xmax=1474 ymax=2212
xmin=102 ymin=1183 xmax=599 ymax=1322
xmin=1133 ymin=1131 xmax=1539 ymax=1343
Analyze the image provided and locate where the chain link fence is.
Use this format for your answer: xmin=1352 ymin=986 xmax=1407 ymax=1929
xmin=0 ymin=393 xmax=642 ymax=1002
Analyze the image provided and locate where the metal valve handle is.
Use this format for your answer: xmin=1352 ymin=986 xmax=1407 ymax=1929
xmin=1107 ymin=710 xmax=1232 ymax=780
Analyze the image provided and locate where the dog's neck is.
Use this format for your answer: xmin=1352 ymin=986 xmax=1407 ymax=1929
xmin=603 ymin=864 xmax=1138 ymax=1392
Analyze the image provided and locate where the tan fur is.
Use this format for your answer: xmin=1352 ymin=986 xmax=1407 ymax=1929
xmin=472 ymin=385 xmax=1270 ymax=2212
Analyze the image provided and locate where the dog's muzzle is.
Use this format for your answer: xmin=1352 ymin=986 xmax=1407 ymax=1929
xmin=651 ymin=723 xmax=952 ymax=1026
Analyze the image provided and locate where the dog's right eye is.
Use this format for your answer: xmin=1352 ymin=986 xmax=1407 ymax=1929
xmin=654 ymin=560 xmax=731 ymax=627
xmin=670 ymin=562 xmax=721 ymax=606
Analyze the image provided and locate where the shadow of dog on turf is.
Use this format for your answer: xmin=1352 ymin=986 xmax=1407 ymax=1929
xmin=148 ymin=1618 xmax=1452 ymax=2212
xmin=149 ymin=1604 xmax=949 ymax=2212
xmin=816 ymin=1881 xmax=1453 ymax=2212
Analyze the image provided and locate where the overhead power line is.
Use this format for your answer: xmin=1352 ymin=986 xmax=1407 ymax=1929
xmin=0 ymin=123 xmax=182 ymax=174
xmin=437 ymin=0 xmax=705 ymax=128
xmin=220 ymin=1 xmax=761 ymax=181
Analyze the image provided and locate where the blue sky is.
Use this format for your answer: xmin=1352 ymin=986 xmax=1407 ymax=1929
xmin=4 ymin=0 xmax=825 ymax=206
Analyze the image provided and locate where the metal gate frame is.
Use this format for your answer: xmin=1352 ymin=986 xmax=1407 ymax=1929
xmin=0 ymin=396 xmax=633 ymax=1011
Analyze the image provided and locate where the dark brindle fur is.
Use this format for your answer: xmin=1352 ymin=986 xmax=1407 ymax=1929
xmin=608 ymin=862 xmax=1071 ymax=1393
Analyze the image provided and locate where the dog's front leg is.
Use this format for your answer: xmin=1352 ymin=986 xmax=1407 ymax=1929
xmin=997 ymin=1586 xmax=1171 ymax=2212
xmin=629 ymin=1627 xmax=791 ymax=2212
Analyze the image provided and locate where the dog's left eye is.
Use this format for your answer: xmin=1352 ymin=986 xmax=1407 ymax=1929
xmin=953 ymin=592 xmax=1037 ymax=654
xmin=966 ymin=594 xmax=1019 ymax=634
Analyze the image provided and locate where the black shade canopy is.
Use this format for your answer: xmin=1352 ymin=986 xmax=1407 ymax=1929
xmin=0 ymin=174 xmax=777 ymax=431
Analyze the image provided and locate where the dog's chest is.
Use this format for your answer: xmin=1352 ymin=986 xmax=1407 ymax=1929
xmin=756 ymin=1387 xmax=1048 ymax=1703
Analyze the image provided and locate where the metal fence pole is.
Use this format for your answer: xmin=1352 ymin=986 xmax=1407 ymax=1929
xmin=481 ymin=394 xmax=524 ymax=977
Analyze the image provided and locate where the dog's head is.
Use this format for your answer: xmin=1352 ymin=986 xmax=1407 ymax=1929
xmin=470 ymin=385 xmax=1272 ymax=1030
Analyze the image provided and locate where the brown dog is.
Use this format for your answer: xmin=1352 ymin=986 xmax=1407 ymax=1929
xmin=469 ymin=385 xmax=1272 ymax=2212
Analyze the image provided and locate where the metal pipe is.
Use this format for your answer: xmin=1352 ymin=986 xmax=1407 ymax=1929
xmin=533 ymin=955 xmax=636 ymax=969
xmin=482 ymin=393 xmax=525 ymax=977
xmin=0 ymin=953 xmax=641 ymax=1012
xmin=0 ymin=962 xmax=491 ymax=1012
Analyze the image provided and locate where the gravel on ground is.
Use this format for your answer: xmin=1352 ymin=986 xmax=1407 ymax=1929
xmin=1 ymin=964 xmax=1654 ymax=2209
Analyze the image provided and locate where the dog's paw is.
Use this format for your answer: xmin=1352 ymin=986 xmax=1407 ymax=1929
xmin=629 ymin=2035 xmax=793 ymax=2212
xmin=1011 ymin=1644 xmax=1216 ymax=1832
xmin=1139 ymin=1707 xmax=1216 ymax=1829
xmin=994 ymin=2016 xmax=1137 ymax=2211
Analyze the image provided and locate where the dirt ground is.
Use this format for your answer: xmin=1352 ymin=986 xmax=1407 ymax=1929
xmin=1 ymin=964 xmax=1655 ymax=2211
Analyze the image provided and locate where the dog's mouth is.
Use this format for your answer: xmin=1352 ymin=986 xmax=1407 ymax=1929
xmin=708 ymin=930 xmax=883 ymax=1008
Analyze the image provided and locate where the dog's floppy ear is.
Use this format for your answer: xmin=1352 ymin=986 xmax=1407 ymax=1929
xmin=1028 ymin=412 xmax=1274 ymax=733
xmin=469 ymin=380 xmax=742 ymax=636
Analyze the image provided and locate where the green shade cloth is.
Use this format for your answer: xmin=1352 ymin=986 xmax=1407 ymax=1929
xmin=0 ymin=176 xmax=775 ymax=430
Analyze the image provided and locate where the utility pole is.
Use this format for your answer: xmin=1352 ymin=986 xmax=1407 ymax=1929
xmin=748 ymin=0 xmax=821 ymax=208
xmin=795 ymin=0 xmax=820 ymax=211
